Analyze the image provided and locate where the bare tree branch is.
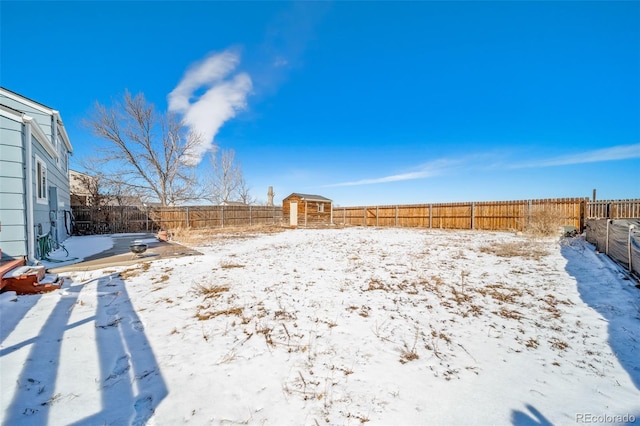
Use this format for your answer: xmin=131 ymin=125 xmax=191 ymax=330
xmin=237 ymin=178 xmax=256 ymax=205
xmin=206 ymin=149 xmax=252 ymax=204
xmin=83 ymin=91 xmax=203 ymax=206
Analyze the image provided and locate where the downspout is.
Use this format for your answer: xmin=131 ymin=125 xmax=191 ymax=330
xmin=23 ymin=115 xmax=37 ymax=263
xmin=52 ymin=115 xmax=59 ymax=241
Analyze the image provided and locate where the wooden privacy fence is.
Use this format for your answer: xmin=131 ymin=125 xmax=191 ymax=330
xmin=72 ymin=205 xmax=283 ymax=234
xmin=148 ymin=205 xmax=283 ymax=229
xmin=586 ymin=199 xmax=640 ymax=219
xmin=332 ymin=198 xmax=588 ymax=231
xmin=71 ymin=198 xmax=639 ymax=235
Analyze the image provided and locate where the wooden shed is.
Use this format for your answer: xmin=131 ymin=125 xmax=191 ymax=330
xmin=283 ymin=193 xmax=333 ymax=227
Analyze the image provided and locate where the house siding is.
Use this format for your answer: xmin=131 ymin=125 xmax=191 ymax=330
xmin=0 ymin=115 xmax=27 ymax=258
xmin=0 ymin=94 xmax=53 ymax=137
xmin=0 ymin=89 xmax=73 ymax=260
xmin=31 ymin=132 xmax=71 ymax=246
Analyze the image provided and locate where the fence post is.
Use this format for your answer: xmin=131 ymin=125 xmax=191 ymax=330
xmin=249 ymin=205 xmax=252 ymax=226
xmin=395 ymin=205 xmax=398 ymax=227
xmin=629 ymin=225 xmax=635 ymax=273
xmin=429 ymin=204 xmax=433 ymax=229
xmin=471 ymin=202 xmax=475 ymax=230
xmin=186 ymin=206 xmax=190 ymax=228
xmin=221 ymin=206 xmax=225 ymax=228
xmin=363 ymin=207 xmax=367 ymax=226
xmin=376 ymin=206 xmax=379 ymax=227
xmin=605 ymin=219 xmax=611 ymax=255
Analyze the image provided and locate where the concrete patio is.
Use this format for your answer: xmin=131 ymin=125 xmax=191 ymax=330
xmin=47 ymin=233 xmax=202 ymax=273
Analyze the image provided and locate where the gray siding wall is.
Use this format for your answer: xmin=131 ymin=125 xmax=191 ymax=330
xmin=31 ymin=134 xmax=71 ymax=247
xmin=0 ymin=94 xmax=53 ymax=138
xmin=0 ymin=93 xmax=72 ymax=259
xmin=0 ymin=115 xmax=27 ymax=258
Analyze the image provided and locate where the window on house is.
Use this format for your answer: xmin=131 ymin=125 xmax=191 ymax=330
xmin=318 ymin=203 xmax=324 ymax=213
xmin=36 ymin=157 xmax=48 ymax=203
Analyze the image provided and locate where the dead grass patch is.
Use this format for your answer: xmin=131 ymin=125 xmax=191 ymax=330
xmin=549 ymin=338 xmax=569 ymax=351
xmin=399 ymin=345 xmax=420 ymax=364
xmin=154 ymin=275 xmax=170 ymax=283
xmin=219 ymin=262 xmax=245 ymax=269
xmin=525 ymin=338 xmax=539 ymax=349
xmin=196 ymin=306 xmax=243 ymax=321
xmin=493 ymin=307 xmax=523 ymax=320
xmin=169 ymin=225 xmax=285 ymax=246
xmin=524 ymin=206 xmax=569 ymax=237
xmin=480 ymin=241 xmax=549 ymax=260
xmin=194 ymin=283 xmax=230 ymax=300
xmin=364 ymin=278 xmax=387 ymax=291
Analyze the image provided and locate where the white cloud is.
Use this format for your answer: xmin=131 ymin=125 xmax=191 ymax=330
xmin=512 ymin=143 xmax=640 ymax=169
xmin=325 ymin=158 xmax=467 ymax=187
xmin=168 ymin=49 xmax=252 ymax=164
xmin=325 ymin=143 xmax=640 ymax=188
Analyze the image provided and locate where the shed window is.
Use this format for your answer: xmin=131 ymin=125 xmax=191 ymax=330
xmin=36 ymin=156 xmax=48 ymax=203
xmin=318 ymin=203 xmax=324 ymax=213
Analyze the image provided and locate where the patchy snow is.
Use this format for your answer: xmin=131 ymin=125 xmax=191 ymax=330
xmin=1 ymin=227 xmax=639 ymax=425
xmin=39 ymin=235 xmax=114 ymax=269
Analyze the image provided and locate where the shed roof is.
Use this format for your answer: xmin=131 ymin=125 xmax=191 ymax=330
xmin=285 ymin=193 xmax=332 ymax=202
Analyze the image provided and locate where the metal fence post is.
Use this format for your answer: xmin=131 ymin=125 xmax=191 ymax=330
xmin=606 ymin=219 xmax=611 ymax=255
xmin=629 ymin=225 xmax=635 ymax=273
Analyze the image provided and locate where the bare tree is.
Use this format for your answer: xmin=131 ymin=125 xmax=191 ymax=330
xmin=206 ymin=149 xmax=248 ymax=204
xmin=237 ymin=177 xmax=256 ymax=205
xmin=84 ymin=91 xmax=202 ymax=206
xmin=72 ymin=170 xmax=106 ymax=206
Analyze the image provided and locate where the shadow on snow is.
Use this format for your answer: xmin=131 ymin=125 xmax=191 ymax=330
xmin=511 ymin=404 xmax=553 ymax=426
xmin=561 ymin=239 xmax=640 ymax=391
xmin=3 ymin=273 xmax=167 ymax=425
xmin=561 ymin=238 xmax=640 ymax=425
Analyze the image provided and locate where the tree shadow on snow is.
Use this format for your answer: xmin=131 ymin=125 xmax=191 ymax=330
xmin=561 ymin=239 xmax=640 ymax=391
xmin=511 ymin=404 xmax=553 ymax=426
xmin=3 ymin=273 xmax=167 ymax=425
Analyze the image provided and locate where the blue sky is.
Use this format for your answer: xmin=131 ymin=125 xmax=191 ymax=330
xmin=1 ymin=1 xmax=639 ymax=206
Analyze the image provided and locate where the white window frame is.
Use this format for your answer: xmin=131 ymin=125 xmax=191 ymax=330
xmin=35 ymin=155 xmax=48 ymax=205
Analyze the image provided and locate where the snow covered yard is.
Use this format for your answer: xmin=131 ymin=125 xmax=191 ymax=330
xmin=1 ymin=227 xmax=639 ymax=425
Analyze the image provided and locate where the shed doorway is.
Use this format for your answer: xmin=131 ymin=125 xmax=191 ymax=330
xmin=290 ymin=202 xmax=298 ymax=226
